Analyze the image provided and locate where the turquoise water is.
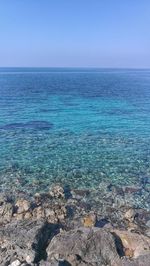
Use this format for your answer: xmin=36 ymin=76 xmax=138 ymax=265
xmin=0 ymin=68 xmax=150 ymax=207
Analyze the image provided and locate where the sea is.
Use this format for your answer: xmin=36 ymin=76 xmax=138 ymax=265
xmin=0 ymin=68 xmax=150 ymax=209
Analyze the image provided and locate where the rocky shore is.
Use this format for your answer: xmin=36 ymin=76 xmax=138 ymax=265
xmin=0 ymin=184 xmax=150 ymax=266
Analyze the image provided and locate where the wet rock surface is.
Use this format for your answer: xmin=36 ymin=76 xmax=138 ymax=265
xmin=0 ymin=184 xmax=149 ymax=266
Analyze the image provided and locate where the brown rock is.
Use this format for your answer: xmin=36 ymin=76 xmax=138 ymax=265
xmin=24 ymin=211 xmax=32 ymax=219
xmin=124 ymin=248 xmax=134 ymax=258
xmin=113 ymin=230 xmax=150 ymax=258
xmin=83 ymin=212 xmax=96 ymax=227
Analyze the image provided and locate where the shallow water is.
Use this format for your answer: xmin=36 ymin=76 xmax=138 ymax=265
xmin=0 ymin=68 xmax=150 ymax=208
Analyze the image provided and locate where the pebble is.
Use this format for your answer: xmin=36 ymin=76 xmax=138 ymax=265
xmin=26 ymin=255 xmax=33 ymax=264
xmin=9 ymin=259 xmax=21 ymax=266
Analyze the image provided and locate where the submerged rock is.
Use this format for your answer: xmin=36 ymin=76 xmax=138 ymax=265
xmin=49 ymin=185 xmax=65 ymax=199
xmin=145 ymin=183 xmax=150 ymax=192
xmin=123 ymin=186 xmax=141 ymax=194
xmin=0 ymin=121 xmax=53 ymax=131
xmin=71 ymin=189 xmax=90 ymax=200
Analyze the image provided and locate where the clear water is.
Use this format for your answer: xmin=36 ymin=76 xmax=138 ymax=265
xmin=0 ymin=68 xmax=150 ymax=208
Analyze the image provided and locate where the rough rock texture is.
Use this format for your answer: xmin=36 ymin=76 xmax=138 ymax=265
xmin=0 ymin=219 xmax=59 ymax=266
xmin=0 ymin=194 xmax=14 ymax=224
xmin=0 ymin=201 xmax=14 ymax=224
xmin=32 ymin=203 xmax=67 ymax=223
xmin=46 ymin=227 xmax=122 ymax=266
xmin=122 ymin=254 xmax=150 ymax=266
xmin=0 ymin=185 xmax=150 ymax=266
xmin=15 ymin=199 xmax=30 ymax=214
xmin=46 ymin=227 xmax=150 ymax=266
xmin=112 ymin=230 xmax=150 ymax=258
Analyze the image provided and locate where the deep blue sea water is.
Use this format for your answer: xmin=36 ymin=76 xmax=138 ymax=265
xmin=0 ymin=68 xmax=150 ymax=208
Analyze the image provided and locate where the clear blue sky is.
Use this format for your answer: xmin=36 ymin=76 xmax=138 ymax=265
xmin=0 ymin=0 xmax=150 ymax=68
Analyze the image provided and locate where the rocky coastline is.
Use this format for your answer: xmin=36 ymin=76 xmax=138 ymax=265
xmin=0 ymin=184 xmax=150 ymax=266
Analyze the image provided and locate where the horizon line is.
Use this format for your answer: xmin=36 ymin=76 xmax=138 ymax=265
xmin=0 ymin=66 xmax=150 ymax=70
